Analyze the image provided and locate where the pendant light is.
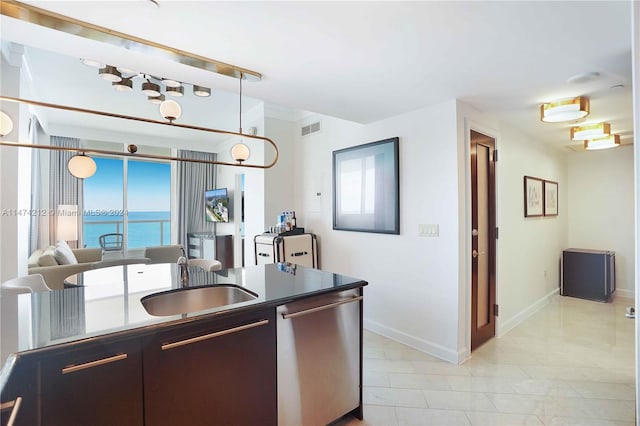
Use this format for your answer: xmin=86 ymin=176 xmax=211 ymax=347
xmin=166 ymin=85 xmax=184 ymax=97
xmin=0 ymin=111 xmax=13 ymax=136
xmin=540 ymin=96 xmax=590 ymax=122
xmin=142 ymin=80 xmax=161 ymax=97
xmin=159 ymin=99 xmax=182 ymax=122
xmin=67 ymin=153 xmax=97 ymax=178
xmin=98 ymin=65 xmax=122 ymax=82
xmin=193 ymin=85 xmax=211 ymax=97
xmin=231 ymin=73 xmax=250 ymax=163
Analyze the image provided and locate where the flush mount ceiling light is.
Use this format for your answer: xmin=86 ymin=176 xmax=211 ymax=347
xmin=0 ymin=111 xmax=13 ymax=137
xmin=159 ymin=99 xmax=182 ymax=122
xmin=193 ymin=85 xmax=211 ymax=97
xmin=570 ymin=122 xmax=611 ymax=141
xmin=98 ymin=65 xmax=122 ymax=82
xmin=67 ymin=153 xmax=97 ymax=178
xmin=540 ymin=96 xmax=590 ymax=123
xmin=165 ymin=85 xmax=184 ymax=97
xmin=584 ymin=134 xmax=620 ymax=150
xmin=112 ymin=78 xmax=133 ymax=92
xmin=141 ymin=81 xmax=161 ymax=97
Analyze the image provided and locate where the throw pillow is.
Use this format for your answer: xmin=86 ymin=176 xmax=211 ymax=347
xmin=28 ymin=249 xmax=44 ymax=268
xmin=38 ymin=246 xmax=59 ymax=267
xmin=54 ymin=241 xmax=78 ymax=265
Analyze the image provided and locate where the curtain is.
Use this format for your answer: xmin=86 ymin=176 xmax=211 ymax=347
xmin=48 ymin=136 xmax=81 ymax=246
xmin=176 ymin=150 xmax=217 ymax=247
xmin=28 ymin=117 xmax=43 ymax=254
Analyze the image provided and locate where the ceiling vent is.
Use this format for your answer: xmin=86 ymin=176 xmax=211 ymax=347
xmin=301 ymin=121 xmax=321 ymax=137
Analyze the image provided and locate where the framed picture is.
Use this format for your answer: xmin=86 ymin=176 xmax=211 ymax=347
xmin=333 ymin=137 xmax=399 ymax=234
xmin=524 ymin=176 xmax=544 ymax=217
xmin=544 ymin=180 xmax=558 ymax=216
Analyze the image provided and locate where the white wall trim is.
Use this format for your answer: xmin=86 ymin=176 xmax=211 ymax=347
xmin=497 ymin=287 xmax=559 ymax=338
xmin=615 ymin=289 xmax=635 ymax=300
xmin=364 ymin=318 xmax=460 ymax=364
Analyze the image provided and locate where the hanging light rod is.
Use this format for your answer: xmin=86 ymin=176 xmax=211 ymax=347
xmin=0 ymin=0 xmax=261 ymax=81
xmin=0 ymin=96 xmax=278 ymax=169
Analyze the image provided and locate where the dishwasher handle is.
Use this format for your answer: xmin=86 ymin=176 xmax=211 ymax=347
xmin=281 ymin=296 xmax=362 ymax=320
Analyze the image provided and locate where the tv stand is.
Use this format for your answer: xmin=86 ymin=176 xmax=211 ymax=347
xmin=187 ymin=233 xmax=234 ymax=269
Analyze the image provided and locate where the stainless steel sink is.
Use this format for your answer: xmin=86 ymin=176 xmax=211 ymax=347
xmin=141 ymin=285 xmax=258 ymax=316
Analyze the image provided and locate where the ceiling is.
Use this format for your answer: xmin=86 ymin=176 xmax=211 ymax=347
xmin=0 ymin=1 xmax=634 ymax=152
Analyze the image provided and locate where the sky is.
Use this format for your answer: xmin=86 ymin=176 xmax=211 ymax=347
xmin=83 ymin=157 xmax=170 ymax=212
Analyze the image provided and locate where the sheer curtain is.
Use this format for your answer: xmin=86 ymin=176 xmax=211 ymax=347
xmin=28 ymin=117 xmax=44 ymax=254
xmin=176 ymin=150 xmax=217 ymax=247
xmin=48 ymin=136 xmax=81 ymax=246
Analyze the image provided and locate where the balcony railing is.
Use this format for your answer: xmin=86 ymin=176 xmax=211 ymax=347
xmin=83 ymin=218 xmax=170 ymax=249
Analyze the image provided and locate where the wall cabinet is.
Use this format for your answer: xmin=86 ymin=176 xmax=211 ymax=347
xmin=142 ymin=308 xmax=277 ymax=426
xmin=39 ymin=338 xmax=143 ymax=426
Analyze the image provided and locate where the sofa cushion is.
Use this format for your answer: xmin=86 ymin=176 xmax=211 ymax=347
xmin=28 ymin=249 xmax=44 ymax=268
xmin=38 ymin=246 xmax=59 ymax=267
xmin=54 ymin=241 xmax=78 ymax=265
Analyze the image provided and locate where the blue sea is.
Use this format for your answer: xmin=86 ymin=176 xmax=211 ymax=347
xmin=83 ymin=211 xmax=170 ymax=249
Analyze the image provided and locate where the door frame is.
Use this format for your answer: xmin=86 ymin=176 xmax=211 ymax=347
xmin=463 ymin=119 xmax=499 ymax=360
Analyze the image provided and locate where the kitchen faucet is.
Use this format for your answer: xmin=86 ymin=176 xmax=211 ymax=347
xmin=177 ymin=247 xmax=189 ymax=288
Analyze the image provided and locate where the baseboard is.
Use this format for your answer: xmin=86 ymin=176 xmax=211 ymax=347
xmin=615 ymin=288 xmax=635 ymax=300
xmin=497 ymin=287 xmax=559 ymax=338
xmin=363 ymin=318 xmax=460 ymax=364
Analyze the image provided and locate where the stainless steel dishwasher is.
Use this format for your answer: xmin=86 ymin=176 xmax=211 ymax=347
xmin=277 ymin=288 xmax=362 ymax=426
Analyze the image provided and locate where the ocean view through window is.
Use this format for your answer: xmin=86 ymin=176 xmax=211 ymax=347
xmin=83 ymin=157 xmax=171 ymax=249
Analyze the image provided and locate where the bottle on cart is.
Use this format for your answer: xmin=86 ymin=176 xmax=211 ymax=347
xmin=291 ymin=211 xmax=296 ymax=228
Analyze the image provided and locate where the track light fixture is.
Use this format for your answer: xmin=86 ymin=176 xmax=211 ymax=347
xmin=94 ymin=65 xmax=211 ymax=110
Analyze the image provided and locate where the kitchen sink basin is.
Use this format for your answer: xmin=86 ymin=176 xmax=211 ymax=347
xmin=141 ymin=285 xmax=258 ymax=316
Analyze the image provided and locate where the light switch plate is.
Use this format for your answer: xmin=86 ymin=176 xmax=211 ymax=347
xmin=419 ymin=224 xmax=439 ymax=237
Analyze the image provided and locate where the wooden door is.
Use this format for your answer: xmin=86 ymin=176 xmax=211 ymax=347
xmin=470 ymin=130 xmax=497 ymax=350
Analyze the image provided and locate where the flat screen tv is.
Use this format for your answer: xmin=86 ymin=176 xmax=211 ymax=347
xmin=205 ymin=188 xmax=229 ymax=222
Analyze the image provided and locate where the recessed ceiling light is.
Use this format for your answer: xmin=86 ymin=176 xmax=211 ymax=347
xmin=567 ymin=72 xmax=600 ymax=84
xmin=81 ymin=58 xmax=103 ymax=68
xmin=610 ymin=84 xmax=625 ymax=90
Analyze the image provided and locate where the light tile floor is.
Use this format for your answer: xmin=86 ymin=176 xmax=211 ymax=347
xmin=337 ymin=295 xmax=636 ymax=425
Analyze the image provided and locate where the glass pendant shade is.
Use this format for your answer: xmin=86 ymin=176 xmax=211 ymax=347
xmin=0 ymin=111 xmax=13 ymax=136
xmin=540 ymin=96 xmax=590 ymax=122
xmin=68 ymin=154 xmax=97 ymax=178
xmin=141 ymin=81 xmax=161 ymax=97
xmin=570 ymin=122 xmax=611 ymax=141
xmin=159 ymin=100 xmax=182 ymax=121
xmin=98 ymin=65 xmax=122 ymax=82
xmin=231 ymin=143 xmax=250 ymax=162
xmin=584 ymin=134 xmax=620 ymax=150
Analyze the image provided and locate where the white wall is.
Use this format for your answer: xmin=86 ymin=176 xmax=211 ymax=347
xmin=568 ymin=146 xmax=635 ymax=298
xmin=494 ymin=124 xmax=569 ymax=336
xmin=295 ymin=100 xmax=465 ymax=362
xmin=264 ymin=116 xmax=296 ymax=231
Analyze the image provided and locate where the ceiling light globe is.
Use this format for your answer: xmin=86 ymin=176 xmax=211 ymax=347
xmin=0 ymin=111 xmax=14 ymax=137
xmin=159 ymin=100 xmax=182 ymax=122
xmin=231 ymin=143 xmax=250 ymax=163
xmin=142 ymin=81 xmax=161 ymax=97
xmin=98 ymin=65 xmax=122 ymax=82
xmin=166 ymin=86 xmax=184 ymax=97
xmin=67 ymin=154 xmax=97 ymax=178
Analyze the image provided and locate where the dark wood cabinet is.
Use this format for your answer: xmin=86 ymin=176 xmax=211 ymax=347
xmin=39 ymin=337 xmax=143 ymax=426
xmin=142 ymin=308 xmax=277 ymax=426
xmin=0 ymin=361 xmax=37 ymax=426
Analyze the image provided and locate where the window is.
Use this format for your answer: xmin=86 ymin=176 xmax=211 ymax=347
xmin=83 ymin=157 xmax=171 ymax=250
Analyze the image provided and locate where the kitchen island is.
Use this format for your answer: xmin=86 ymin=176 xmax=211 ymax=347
xmin=0 ymin=263 xmax=367 ymax=426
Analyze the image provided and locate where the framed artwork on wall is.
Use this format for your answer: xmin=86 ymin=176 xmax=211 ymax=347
xmin=544 ymin=180 xmax=558 ymax=216
xmin=524 ymin=176 xmax=544 ymax=217
xmin=333 ymin=137 xmax=400 ymax=234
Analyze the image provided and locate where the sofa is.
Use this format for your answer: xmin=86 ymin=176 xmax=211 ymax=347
xmin=28 ymin=243 xmax=150 ymax=290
